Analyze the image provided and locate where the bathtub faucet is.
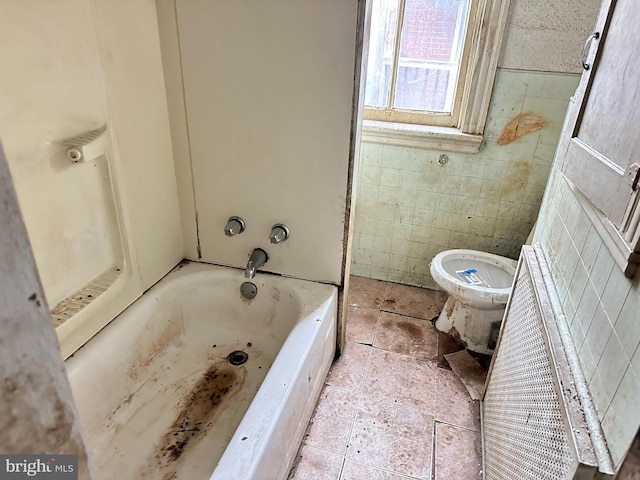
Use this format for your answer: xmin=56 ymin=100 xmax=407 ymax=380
xmin=245 ymin=248 xmax=268 ymax=279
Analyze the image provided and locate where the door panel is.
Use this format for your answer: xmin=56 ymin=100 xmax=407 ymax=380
xmin=562 ymin=0 xmax=640 ymax=228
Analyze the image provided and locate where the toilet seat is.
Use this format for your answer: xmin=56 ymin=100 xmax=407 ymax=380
xmin=430 ymin=249 xmax=517 ymax=308
xmin=430 ymin=249 xmax=517 ymax=354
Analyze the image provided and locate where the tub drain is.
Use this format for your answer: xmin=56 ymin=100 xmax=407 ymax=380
xmin=227 ymin=351 xmax=248 ymax=366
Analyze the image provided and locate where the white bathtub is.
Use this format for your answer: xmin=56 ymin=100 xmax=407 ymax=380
xmin=65 ymin=261 xmax=337 ymax=480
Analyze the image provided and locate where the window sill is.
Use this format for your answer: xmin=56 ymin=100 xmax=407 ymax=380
xmin=361 ymin=120 xmax=483 ymax=153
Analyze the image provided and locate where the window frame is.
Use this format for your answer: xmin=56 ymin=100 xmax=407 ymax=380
xmin=364 ymin=0 xmax=479 ymax=127
xmin=361 ymin=0 xmax=512 ymax=153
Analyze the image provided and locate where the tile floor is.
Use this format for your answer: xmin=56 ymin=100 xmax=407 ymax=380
xmin=288 ymin=276 xmax=485 ymax=480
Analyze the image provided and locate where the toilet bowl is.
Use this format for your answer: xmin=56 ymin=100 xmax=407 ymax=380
xmin=430 ymin=249 xmax=517 ymax=355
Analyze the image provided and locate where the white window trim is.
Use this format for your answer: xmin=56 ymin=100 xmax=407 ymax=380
xmin=362 ymin=120 xmax=482 ymax=152
xmin=362 ymin=0 xmax=512 ymax=153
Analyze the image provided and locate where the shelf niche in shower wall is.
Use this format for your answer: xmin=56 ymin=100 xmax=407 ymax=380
xmin=46 ymin=124 xmax=126 ymax=328
xmin=1 ymin=0 xmax=184 ymax=359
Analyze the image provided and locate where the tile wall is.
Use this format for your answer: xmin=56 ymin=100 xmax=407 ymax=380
xmin=351 ymin=68 xmax=580 ymax=288
xmin=535 ymin=168 xmax=640 ymax=466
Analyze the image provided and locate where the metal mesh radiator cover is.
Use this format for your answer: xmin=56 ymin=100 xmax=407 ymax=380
xmin=482 ymin=245 xmax=611 ymax=480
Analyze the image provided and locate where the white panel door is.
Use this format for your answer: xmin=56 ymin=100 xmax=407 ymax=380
xmin=562 ymin=0 xmax=640 ymax=226
xmin=560 ymin=0 xmax=640 ymax=275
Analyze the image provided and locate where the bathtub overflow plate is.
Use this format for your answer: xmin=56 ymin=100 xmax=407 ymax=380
xmin=227 ymin=350 xmax=249 ymax=366
xmin=240 ymin=281 xmax=258 ymax=299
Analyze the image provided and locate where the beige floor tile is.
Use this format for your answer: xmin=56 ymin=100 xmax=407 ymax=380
xmin=352 ymin=384 xmax=434 ymax=478
xmin=346 ymin=421 xmax=391 ymax=469
xmin=327 ymin=343 xmax=372 ymax=391
xmin=388 ymin=437 xmax=432 ymax=479
xmin=345 ymin=306 xmax=379 ymax=344
xmin=436 ymin=367 xmax=472 ymax=399
xmin=289 ymin=445 xmax=344 ymax=480
xmin=340 ymin=461 xmax=415 ymax=480
xmin=434 ymin=424 xmax=482 ymax=480
xmin=356 ymin=394 xmax=397 ymax=431
xmin=289 ymin=276 xmax=487 ymax=480
xmin=314 ymin=384 xmax=359 ymax=420
xmin=347 ymin=404 xmax=433 ymax=479
xmin=356 ymin=395 xmax=433 ymax=442
xmin=304 ymin=414 xmax=353 ymax=455
xmin=436 ymin=395 xmax=481 ymax=431
xmin=396 ymin=376 xmax=436 ymax=413
xmin=391 ymin=406 xmax=434 ymax=444
xmin=363 ymin=349 xmax=437 ymax=413
xmin=347 ymin=275 xmax=366 ymax=291
xmin=382 ymin=282 xmax=447 ymax=320
xmin=444 ymin=350 xmax=486 ymax=400
xmin=362 ymin=351 xmax=408 ymax=404
xmin=395 ymin=355 xmax=437 ymax=413
xmin=435 ymin=368 xmax=481 ymax=431
xmin=340 ymin=341 xmax=372 ymax=368
xmin=366 ymin=347 xmax=406 ymax=378
xmin=326 ymin=366 xmax=366 ymax=392
xmin=435 ymin=422 xmax=481 ymax=460
xmin=434 ymin=455 xmax=482 ymax=480
xmin=348 ymin=276 xmax=387 ymax=308
xmin=340 ymin=461 xmax=388 ymax=480
xmin=373 ymin=312 xmax=438 ymax=359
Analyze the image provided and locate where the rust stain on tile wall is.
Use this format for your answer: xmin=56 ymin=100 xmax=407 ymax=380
xmin=498 ymin=112 xmax=546 ymax=145
xmin=502 ymin=160 xmax=532 ymax=195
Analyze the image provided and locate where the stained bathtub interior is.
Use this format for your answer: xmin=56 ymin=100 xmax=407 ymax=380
xmin=65 ymin=262 xmax=337 ymax=479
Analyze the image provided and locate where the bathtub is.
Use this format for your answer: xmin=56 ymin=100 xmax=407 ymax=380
xmin=65 ymin=261 xmax=337 ymax=480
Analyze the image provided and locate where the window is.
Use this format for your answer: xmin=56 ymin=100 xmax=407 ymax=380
xmin=365 ymin=0 xmax=473 ymax=126
xmin=362 ymin=0 xmax=511 ymax=152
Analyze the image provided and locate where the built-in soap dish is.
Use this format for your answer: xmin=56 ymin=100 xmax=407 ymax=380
xmin=62 ymin=124 xmax=107 ymax=163
xmin=50 ymin=266 xmax=121 ymax=327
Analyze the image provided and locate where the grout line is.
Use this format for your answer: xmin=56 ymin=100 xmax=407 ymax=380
xmin=359 ymin=341 xmax=374 ymax=396
xmin=382 ymin=280 xmax=391 ymax=300
xmin=434 ymin=419 xmax=481 ymax=433
xmin=431 ymin=419 xmax=438 ymax=480
xmin=369 ymin=307 xmax=382 ymax=346
xmin=379 ymin=308 xmax=439 ymax=323
xmin=341 ymin=459 xmax=427 ymax=480
xmin=337 ymin=455 xmax=347 ymax=480
xmin=298 ymin=443 xmax=347 ymax=458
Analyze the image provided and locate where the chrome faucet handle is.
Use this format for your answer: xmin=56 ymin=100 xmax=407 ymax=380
xmin=224 ymin=216 xmax=245 ymax=236
xmin=269 ymin=224 xmax=289 ymax=244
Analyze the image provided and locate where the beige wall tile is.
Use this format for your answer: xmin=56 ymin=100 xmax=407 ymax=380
xmin=352 ymin=70 xmax=578 ymax=288
xmin=535 ymin=168 xmax=640 ymax=466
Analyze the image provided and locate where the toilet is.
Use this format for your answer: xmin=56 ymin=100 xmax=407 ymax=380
xmin=430 ymin=249 xmax=517 ymax=355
